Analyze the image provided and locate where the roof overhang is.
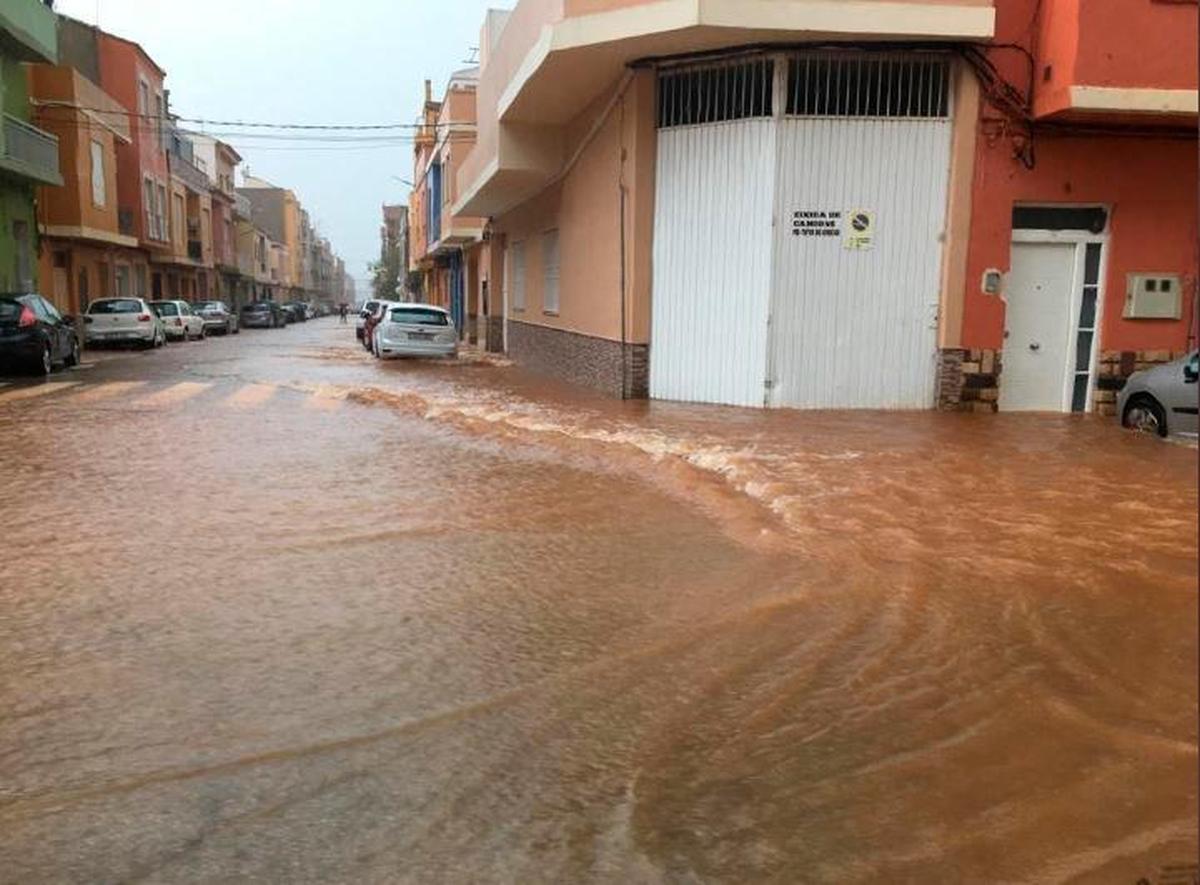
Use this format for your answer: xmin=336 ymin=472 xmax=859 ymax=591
xmin=499 ymin=0 xmax=995 ymax=125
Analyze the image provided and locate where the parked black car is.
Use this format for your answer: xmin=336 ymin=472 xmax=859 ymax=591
xmin=0 ymin=294 xmax=79 ymax=375
xmin=240 ymin=301 xmax=285 ymax=329
xmin=281 ymin=303 xmax=305 ymax=323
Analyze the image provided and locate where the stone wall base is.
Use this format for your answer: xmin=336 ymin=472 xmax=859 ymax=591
xmin=507 ymin=319 xmax=648 ymax=399
xmin=937 ymin=348 xmax=1002 ymax=412
xmin=485 ymin=315 xmax=504 ymax=353
xmin=1094 ymin=349 xmax=1189 ymax=416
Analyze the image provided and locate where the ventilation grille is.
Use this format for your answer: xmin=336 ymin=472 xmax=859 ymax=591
xmin=657 ymin=58 xmax=774 ymax=129
xmin=786 ymin=54 xmax=950 ymax=118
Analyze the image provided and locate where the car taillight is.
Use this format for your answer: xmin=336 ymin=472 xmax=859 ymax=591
xmin=138 ymin=313 xmax=152 ymax=322
xmin=18 ymin=306 xmax=36 ymax=327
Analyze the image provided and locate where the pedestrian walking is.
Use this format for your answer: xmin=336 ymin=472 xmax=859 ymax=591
xmin=339 ymin=303 xmax=348 ymax=324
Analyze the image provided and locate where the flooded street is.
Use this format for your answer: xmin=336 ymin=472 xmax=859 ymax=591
xmin=0 ymin=320 xmax=1195 ymax=884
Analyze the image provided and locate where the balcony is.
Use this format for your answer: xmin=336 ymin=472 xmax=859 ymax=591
xmin=0 ymin=0 xmax=57 ymax=64
xmin=118 ymin=208 xmax=136 ymax=236
xmin=1034 ymin=0 xmax=1198 ymax=121
xmin=0 ymin=114 xmax=62 ymax=186
xmin=169 ymin=152 xmax=210 ymax=193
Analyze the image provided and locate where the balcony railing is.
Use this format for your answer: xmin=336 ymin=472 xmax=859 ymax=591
xmin=170 ymin=152 xmax=210 ymax=193
xmin=0 ymin=114 xmax=62 ymax=186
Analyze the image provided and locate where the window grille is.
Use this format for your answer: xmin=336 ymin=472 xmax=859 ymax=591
xmin=786 ymin=54 xmax=950 ymax=118
xmin=657 ymin=58 xmax=774 ymax=128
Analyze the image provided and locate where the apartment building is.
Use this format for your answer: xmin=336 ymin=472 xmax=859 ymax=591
xmin=192 ymin=134 xmax=246 ymax=309
xmin=57 ymin=17 xmax=173 ymax=302
xmin=30 ymin=63 xmax=137 ymax=315
xmin=448 ymin=0 xmax=1196 ymax=411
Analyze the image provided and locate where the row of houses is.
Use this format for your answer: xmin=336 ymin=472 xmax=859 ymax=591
xmin=0 ymin=0 xmax=352 ymax=321
xmin=395 ymin=0 xmax=1197 ymax=415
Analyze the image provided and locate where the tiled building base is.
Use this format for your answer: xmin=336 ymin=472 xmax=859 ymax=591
xmin=507 ymin=319 xmax=649 ymax=398
xmin=1094 ymin=350 xmax=1190 ymax=416
xmin=936 ymin=348 xmax=1002 ymax=412
xmin=485 ymin=315 xmax=504 ymax=353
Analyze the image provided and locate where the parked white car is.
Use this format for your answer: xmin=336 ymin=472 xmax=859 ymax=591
xmin=83 ymin=298 xmax=165 ymax=349
xmin=372 ymin=304 xmax=457 ymax=359
xmin=151 ymin=300 xmax=206 ymax=341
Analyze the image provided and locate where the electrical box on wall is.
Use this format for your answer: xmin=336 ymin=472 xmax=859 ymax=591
xmin=1124 ymin=274 xmax=1182 ymax=320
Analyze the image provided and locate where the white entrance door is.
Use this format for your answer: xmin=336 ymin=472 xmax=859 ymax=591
xmin=650 ymin=119 xmax=775 ymax=407
xmin=768 ymin=116 xmax=950 ymax=409
xmin=999 ymin=242 xmax=1077 ymax=411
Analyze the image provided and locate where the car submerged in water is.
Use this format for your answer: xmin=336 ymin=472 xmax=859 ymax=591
xmin=370 ymin=303 xmax=457 ymax=360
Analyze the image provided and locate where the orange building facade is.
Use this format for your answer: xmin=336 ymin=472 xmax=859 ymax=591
xmin=31 ymin=64 xmax=142 ymax=317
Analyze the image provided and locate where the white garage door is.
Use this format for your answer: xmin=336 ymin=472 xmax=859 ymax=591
xmin=651 ymin=59 xmax=776 ymax=407
xmin=650 ymin=53 xmax=953 ymax=410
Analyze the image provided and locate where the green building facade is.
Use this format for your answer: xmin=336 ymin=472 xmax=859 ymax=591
xmin=0 ymin=0 xmax=62 ymax=292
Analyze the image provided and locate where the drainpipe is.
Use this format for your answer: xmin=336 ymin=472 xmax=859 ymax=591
xmin=618 ymin=89 xmax=629 ymax=399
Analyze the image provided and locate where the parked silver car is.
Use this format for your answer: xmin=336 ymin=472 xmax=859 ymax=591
xmin=1118 ymin=350 xmax=1198 ymax=437
xmin=194 ymin=301 xmax=239 ymax=335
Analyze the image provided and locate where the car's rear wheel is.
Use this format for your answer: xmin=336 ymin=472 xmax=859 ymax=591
xmin=35 ymin=343 xmax=52 ymax=376
xmin=1123 ymin=395 xmax=1168 ymax=437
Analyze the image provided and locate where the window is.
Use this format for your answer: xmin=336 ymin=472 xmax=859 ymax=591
xmin=12 ymin=220 xmax=31 ymax=290
xmin=542 ymin=229 xmax=560 ymax=314
xmin=388 ymin=307 xmax=449 ymax=326
xmin=137 ymin=80 xmax=149 ymax=115
xmin=90 ymin=141 xmax=106 ymax=206
xmin=88 ymin=299 xmax=142 ymax=315
xmin=115 ymin=265 xmax=131 ymax=297
xmin=172 ymin=194 xmax=185 ymax=247
xmin=143 ymin=178 xmax=155 ymax=236
xmin=1012 ymin=206 xmax=1108 ymax=233
xmin=510 ymin=241 xmax=526 ymax=311
xmin=785 ymin=54 xmax=950 ymax=118
xmin=156 ymin=185 xmax=167 ymax=240
xmin=1071 ymin=243 xmax=1103 ymax=412
xmin=658 ymin=58 xmax=774 ymax=128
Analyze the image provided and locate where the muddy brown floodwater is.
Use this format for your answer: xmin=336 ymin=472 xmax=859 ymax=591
xmin=0 ymin=321 xmax=1196 ymax=884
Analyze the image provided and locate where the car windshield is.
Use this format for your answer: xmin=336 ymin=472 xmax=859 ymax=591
xmin=389 ymin=308 xmax=448 ymax=326
xmin=196 ymin=302 xmax=222 ymax=311
xmin=89 ymin=299 xmax=143 ymax=315
xmin=245 ymin=304 xmax=269 ymax=312
xmin=151 ymin=302 xmax=179 ymax=316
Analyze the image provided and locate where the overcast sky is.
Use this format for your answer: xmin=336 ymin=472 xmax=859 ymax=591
xmin=54 ymin=0 xmax=499 ymax=291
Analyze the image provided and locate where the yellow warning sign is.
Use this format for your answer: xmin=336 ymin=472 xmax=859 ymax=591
xmin=844 ymin=209 xmax=875 ymax=251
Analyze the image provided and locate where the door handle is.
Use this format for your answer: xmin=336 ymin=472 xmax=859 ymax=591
xmin=1029 ymin=342 xmax=1041 ymax=352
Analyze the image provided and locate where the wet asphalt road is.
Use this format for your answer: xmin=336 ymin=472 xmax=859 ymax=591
xmin=0 ymin=320 xmax=1196 ymax=884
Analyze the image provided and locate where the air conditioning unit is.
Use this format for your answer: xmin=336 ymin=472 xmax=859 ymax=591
xmin=1124 ymin=273 xmax=1182 ymax=320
